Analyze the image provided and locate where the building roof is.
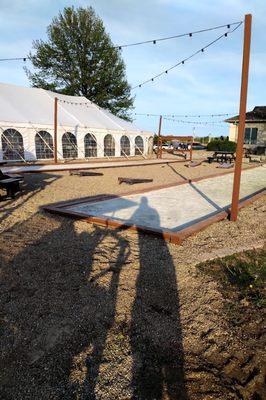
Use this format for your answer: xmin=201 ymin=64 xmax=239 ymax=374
xmin=225 ymin=106 xmax=266 ymax=123
xmin=0 ymin=82 xmax=147 ymax=133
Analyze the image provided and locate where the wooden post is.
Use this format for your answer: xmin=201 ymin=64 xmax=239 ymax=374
xmin=157 ymin=115 xmax=162 ymax=159
xmin=54 ymin=97 xmax=58 ymax=163
xmin=230 ymin=14 xmax=252 ymax=221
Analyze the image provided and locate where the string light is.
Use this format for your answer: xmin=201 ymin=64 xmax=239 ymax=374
xmin=0 ymin=20 xmax=242 ymax=62
xmin=134 ymin=112 xmax=235 ymax=118
xmin=0 ymin=57 xmax=29 ymax=62
xmin=132 ymin=21 xmax=242 ymax=89
xmin=163 ymin=117 xmax=226 ymax=125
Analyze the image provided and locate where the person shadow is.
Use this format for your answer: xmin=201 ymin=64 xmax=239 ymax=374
xmin=130 ymin=196 xmax=188 ymax=399
xmin=1 ymin=197 xmax=187 ymax=399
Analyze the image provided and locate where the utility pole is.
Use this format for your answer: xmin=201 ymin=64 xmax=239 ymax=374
xmin=230 ymin=14 xmax=252 ymax=221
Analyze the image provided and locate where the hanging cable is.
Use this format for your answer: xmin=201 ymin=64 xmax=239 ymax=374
xmin=163 ymin=117 xmax=225 ymax=127
xmin=0 ymin=20 xmax=242 ymax=62
xmin=132 ymin=21 xmax=243 ymax=89
xmin=114 ymin=21 xmax=242 ymax=49
xmin=134 ymin=112 xmax=235 ymax=118
xmin=0 ymin=57 xmax=28 ymax=62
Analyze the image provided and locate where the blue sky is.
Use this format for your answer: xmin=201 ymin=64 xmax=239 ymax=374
xmin=0 ymin=0 xmax=265 ymax=136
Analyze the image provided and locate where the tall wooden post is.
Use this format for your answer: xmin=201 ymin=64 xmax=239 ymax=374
xmin=54 ymin=97 xmax=58 ymax=163
xmin=230 ymin=14 xmax=252 ymax=221
xmin=157 ymin=115 xmax=163 ymax=159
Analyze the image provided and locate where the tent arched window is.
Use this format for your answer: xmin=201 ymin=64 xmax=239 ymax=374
xmin=134 ymin=136 xmax=144 ymax=155
xmin=62 ymin=132 xmax=78 ymax=159
xmin=35 ymin=131 xmax=54 ymax=159
xmin=1 ymin=129 xmax=24 ymax=160
xmin=104 ymin=134 xmax=115 ymax=157
xmin=84 ymin=133 xmax=97 ymax=158
xmin=120 ymin=135 xmax=130 ymax=156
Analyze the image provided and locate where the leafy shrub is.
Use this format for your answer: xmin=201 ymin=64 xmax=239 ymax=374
xmin=207 ymin=139 xmax=237 ymax=152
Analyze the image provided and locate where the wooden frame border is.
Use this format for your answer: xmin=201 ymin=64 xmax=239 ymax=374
xmin=5 ymin=158 xmax=189 ymax=174
xmin=43 ymin=165 xmax=265 ymax=245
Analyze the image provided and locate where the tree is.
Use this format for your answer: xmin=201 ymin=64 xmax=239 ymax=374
xmin=26 ymin=6 xmax=134 ymax=120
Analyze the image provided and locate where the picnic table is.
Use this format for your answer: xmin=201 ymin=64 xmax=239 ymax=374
xmin=207 ymin=151 xmax=235 ymax=164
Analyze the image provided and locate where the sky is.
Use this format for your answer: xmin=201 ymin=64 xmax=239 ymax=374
xmin=0 ymin=0 xmax=265 ymax=136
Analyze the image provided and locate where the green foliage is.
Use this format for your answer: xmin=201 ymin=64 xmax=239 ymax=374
xmin=207 ymin=139 xmax=237 ymax=152
xmin=25 ymin=6 xmax=134 ymax=120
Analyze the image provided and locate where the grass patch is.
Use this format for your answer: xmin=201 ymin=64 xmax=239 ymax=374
xmin=197 ymin=248 xmax=266 ymax=308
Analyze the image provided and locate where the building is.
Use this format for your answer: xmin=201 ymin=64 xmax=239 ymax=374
xmin=225 ymin=106 xmax=266 ymax=153
xmin=0 ymin=82 xmax=154 ymax=162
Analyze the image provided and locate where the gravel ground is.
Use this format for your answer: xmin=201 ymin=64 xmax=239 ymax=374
xmin=0 ymin=159 xmax=265 ymax=399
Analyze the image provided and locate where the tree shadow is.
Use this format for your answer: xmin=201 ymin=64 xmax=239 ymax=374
xmin=130 ymin=197 xmax=188 ymax=399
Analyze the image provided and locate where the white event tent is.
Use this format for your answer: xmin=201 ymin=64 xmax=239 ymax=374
xmin=0 ymin=82 xmax=154 ymax=162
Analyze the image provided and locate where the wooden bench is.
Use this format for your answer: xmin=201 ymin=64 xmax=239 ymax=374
xmin=0 ymin=169 xmax=23 ymax=199
xmin=0 ymin=178 xmax=21 ymax=198
xmin=118 ymin=177 xmax=153 ymax=185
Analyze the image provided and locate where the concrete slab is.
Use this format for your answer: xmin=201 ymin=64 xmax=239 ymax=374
xmin=62 ymin=166 xmax=266 ymax=233
xmin=2 ymin=158 xmax=178 ymax=174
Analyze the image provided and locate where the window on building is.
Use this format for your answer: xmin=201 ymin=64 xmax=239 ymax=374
xmin=35 ymin=131 xmax=54 ymax=159
xmin=62 ymin=132 xmax=78 ymax=159
xmin=84 ymin=133 xmax=97 ymax=157
xmin=244 ymin=128 xmax=258 ymax=144
xmin=104 ymin=134 xmax=115 ymax=157
xmin=1 ymin=129 xmax=24 ymax=160
xmin=134 ymin=136 xmax=144 ymax=155
xmin=120 ymin=135 xmax=130 ymax=156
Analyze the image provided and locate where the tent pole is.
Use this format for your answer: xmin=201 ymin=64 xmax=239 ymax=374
xmin=230 ymin=14 xmax=252 ymax=221
xmin=54 ymin=97 xmax=58 ymax=163
xmin=157 ymin=115 xmax=162 ymax=159
xmin=189 ymin=138 xmax=193 ymax=161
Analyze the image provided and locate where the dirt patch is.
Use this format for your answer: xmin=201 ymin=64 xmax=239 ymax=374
xmin=0 ymin=162 xmax=265 ymax=399
xmin=196 ymin=249 xmax=266 ymax=400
